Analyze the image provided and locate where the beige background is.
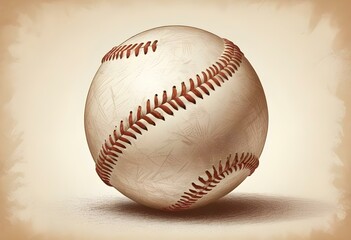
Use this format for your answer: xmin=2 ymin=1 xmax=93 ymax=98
xmin=1 ymin=0 xmax=350 ymax=239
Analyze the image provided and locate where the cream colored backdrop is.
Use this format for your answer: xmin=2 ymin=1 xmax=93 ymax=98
xmin=1 ymin=1 xmax=349 ymax=240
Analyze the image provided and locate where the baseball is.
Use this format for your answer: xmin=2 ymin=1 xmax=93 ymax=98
xmin=84 ymin=25 xmax=268 ymax=211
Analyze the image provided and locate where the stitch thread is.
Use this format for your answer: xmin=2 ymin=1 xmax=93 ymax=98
xmin=166 ymin=152 xmax=259 ymax=211
xmin=101 ymin=40 xmax=158 ymax=63
xmin=95 ymin=39 xmax=244 ymax=190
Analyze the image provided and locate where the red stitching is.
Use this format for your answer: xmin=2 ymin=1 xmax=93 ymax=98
xmin=95 ymin=39 xmax=244 ymax=188
xmin=101 ymin=40 xmax=158 ymax=63
xmin=165 ymin=152 xmax=259 ymax=211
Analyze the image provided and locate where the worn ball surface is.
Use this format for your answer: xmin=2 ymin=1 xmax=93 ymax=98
xmin=84 ymin=25 xmax=268 ymax=211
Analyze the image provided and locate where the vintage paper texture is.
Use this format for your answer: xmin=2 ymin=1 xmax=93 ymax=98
xmin=0 ymin=0 xmax=350 ymax=239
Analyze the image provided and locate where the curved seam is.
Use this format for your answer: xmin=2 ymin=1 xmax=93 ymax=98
xmin=166 ymin=152 xmax=259 ymax=211
xmin=95 ymin=38 xmax=244 ymax=187
xmin=101 ymin=40 xmax=158 ymax=63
